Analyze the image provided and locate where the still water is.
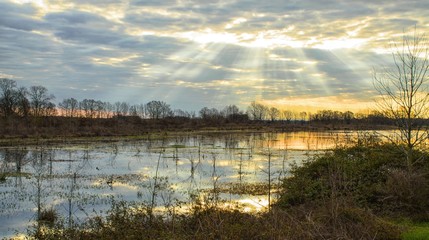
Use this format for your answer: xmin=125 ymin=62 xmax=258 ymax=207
xmin=0 ymin=131 xmax=362 ymax=238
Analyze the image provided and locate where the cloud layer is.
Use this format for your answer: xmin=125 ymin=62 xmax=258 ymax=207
xmin=1 ymin=0 xmax=428 ymax=111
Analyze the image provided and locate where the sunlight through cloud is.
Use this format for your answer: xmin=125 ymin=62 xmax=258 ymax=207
xmin=1 ymin=0 xmax=428 ymax=111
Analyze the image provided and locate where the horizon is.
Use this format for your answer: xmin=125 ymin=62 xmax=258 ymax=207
xmin=1 ymin=0 xmax=429 ymax=112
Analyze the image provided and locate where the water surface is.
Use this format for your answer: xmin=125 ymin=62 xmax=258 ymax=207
xmin=0 ymin=131 xmax=361 ymax=238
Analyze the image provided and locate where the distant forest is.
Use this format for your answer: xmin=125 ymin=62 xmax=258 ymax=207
xmin=0 ymin=78 xmax=400 ymax=138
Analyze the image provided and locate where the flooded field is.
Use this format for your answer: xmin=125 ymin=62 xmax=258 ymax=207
xmin=0 ymin=131 xmax=363 ymax=238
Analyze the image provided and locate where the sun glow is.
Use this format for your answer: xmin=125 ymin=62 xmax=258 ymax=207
xmin=91 ymin=55 xmax=139 ymax=66
xmin=11 ymin=0 xmax=46 ymax=8
xmin=180 ymin=30 xmax=240 ymax=45
xmin=260 ymin=96 xmax=374 ymax=113
xmin=179 ymin=28 xmax=370 ymax=51
xmin=313 ymin=38 xmax=368 ymax=50
xmin=225 ymin=17 xmax=247 ymax=29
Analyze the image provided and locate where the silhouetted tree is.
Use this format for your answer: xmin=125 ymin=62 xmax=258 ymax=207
xmin=80 ymin=99 xmax=97 ymax=118
xmin=59 ymin=98 xmax=78 ymax=117
xmin=174 ymin=109 xmax=192 ymax=118
xmin=129 ymin=105 xmax=138 ymax=117
xmin=145 ymin=100 xmax=172 ymax=119
xmin=282 ymin=110 xmax=293 ymax=122
xmin=104 ymin=102 xmax=114 ymax=118
xmin=199 ymin=107 xmax=222 ymax=120
xmin=299 ymin=111 xmax=307 ymax=121
xmin=28 ymin=85 xmax=55 ymax=117
xmin=199 ymin=107 xmax=209 ymax=119
xmin=16 ymin=87 xmax=30 ymax=117
xmin=119 ymin=102 xmax=129 ymax=116
xmin=223 ymin=105 xmax=240 ymax=117
xmin=343 ymin=111 xmax=354 ymax=124
xmin=373 ymin=30 xmax=429 ymax=170
xmin=268 ymin=107 xmax=280 ymax=121
xmin=247 ymin=101 xmax=268 ymax=120
xmin=0 ymin=78 xmax=19 ymax=117
xmin=114 ymin=101 xmax=122 ymax=117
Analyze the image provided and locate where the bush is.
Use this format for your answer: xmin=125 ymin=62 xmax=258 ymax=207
xmin=277 ymin=143 xmax=429 ymax=220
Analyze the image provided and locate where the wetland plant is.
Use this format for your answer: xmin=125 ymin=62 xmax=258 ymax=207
xmin=38 ymin=207 xmax=58 ymax=227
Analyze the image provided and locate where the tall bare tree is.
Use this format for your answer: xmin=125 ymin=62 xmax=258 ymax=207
xmin=373 ymin=30 xmax=429 ymax=170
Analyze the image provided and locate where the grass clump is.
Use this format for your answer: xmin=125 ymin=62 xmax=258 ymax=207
xmin=38 ymin=208 xmax=58 ymax=227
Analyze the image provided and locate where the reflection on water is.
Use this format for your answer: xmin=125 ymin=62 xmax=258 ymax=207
xmin=0 ymin=131 xmax=364 ymax=238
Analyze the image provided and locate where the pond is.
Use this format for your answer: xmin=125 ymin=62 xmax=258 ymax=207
xmin=0 ymin=131 xmax=368 ymax=238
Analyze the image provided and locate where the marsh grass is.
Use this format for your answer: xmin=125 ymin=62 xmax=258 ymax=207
xmin=402 ymin=223 xmax=429 ymax=240
xmin=38 ymin=207 xmax=58 ymax=226
xmin=1 ymin=172 xmax=31 ymax=178
xmin=211 ymin=182 xmax=279 ymax=195
xmin=32 ymin=198 xmax=401 ymax=240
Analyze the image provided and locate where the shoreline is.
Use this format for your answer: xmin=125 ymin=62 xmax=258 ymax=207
xmin=0 ymin=123 xmax=395 ymax=147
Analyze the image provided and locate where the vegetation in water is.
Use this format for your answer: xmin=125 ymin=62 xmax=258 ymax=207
xmin=25 ymin=138 xmax=429 ymax=240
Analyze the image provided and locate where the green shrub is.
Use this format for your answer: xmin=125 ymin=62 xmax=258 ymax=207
xmin=277 ymin=143 xmax=429 ymax=220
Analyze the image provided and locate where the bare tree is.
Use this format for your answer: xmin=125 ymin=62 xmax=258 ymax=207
xmin=29 ymin=85 xmax=55 ymax=117
xmin=343 ymin=111 xmax=354 ymax=124
xmin=119 ymin=102 xmax=129 ymax=116
xmin=104 ymin=102 xmax=114 ymax=118
xmin=268 ymin=107 xmax=280 ymax=121
xmin=135 ymin=103 xmax=146 ymax=118
xmin=145 ymin=100 xmax=172 ymax=119
xmin=222 ymin=104 xmax=240 ymax=117
xmin=299 ymin=111 xmax=307 ymax=121
xmin=112 ymin=101 xmax=120 ymax=117
xmin=95 ymin=100 xmax=105 ymax=118
xmin=80 ymin=99 xmax=97 ymax=118
xmin=129 ymin=105 xmax=138 ymax=117
xmin=282 ymin=110 xmax=293 ymax=122
xmin=16 ymin=87 xmax=30 ymax=117
xmin=0 ymin=78 xmax=18 ymax=117
xmin=247 ymin=101 xmax=268 ymax=120
xmin=174 ymin=108 xmax=192 ymax=118
xmin=59 ymin=98 xmax=78 ymax=117
xmin=199 ymin=107 xmax=221 ymax=120
xmin=373 ymin=30 xmax=429 ymax=170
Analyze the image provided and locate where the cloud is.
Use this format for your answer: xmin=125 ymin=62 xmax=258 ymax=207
xmin=0 ymin=0 xmax=428 ymax=111
xmin=45 ymin=10 xmax=110 ymax=25
xmin=124 ymin=12 xmax=203 ymax=31
xmin=0 ymin=2 xmax=45 ymax=31
xmin=130 ymin=0 xmax=178 ymax=6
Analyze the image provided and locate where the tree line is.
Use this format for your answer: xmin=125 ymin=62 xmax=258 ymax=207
xmin=0 ymin=78 xmax=394 ymax=125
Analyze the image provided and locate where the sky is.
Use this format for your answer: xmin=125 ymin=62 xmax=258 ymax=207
xmin=1 ymin=0 xmax=429 ymax=113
